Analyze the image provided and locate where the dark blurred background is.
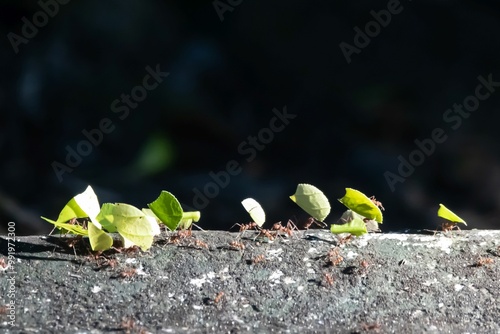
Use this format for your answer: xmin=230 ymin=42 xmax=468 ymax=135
xmin=2 ymin=0 xmax=500 ymax=235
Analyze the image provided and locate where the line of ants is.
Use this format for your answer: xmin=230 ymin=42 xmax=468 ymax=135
xmin=230 ymin=219 xmax=301 ymax=241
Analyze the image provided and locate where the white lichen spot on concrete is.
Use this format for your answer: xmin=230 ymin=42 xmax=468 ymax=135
xmin=136 ymin=264 xmax=148 ymax=276
xmin=307 ymin=247 xmax=318 ymax=254
xmin=345 ymin=251 xmax=358 ymax=260
xmin=283 ymin=277 xmax=296 ymax=284
xmin=267 ymin=248 xmax=283 ymax=261
xmin=125 ymin=258 xmax=137 ymax=264
xmin=269 ymin=270 xmax=284 ymax=281
xmin=298 ymin=285 xmax=304 ymax=291
xmin=354 ymin=236 xmax=369 ymax=248
xmin=422 ymin=278 xmax=439 ymax=286
xmin=91 ymin=286 xmax=101 ymax=293
xmin=454 ymin=284 xmax=464 ymax=292
xmin=410 ymin=235 xmax=453 ymax=254
xmin=192 ymin=305 xmax=203 ymax=310
xmin=307 ymin=268 xmax=315 ymax=274
xmin=190 ymin=276 xmax=208 ymax=288
xmin=206 ymin=272 xmax=216 ymax=280
xmin=436 ymin=237 xmax=453 ymax=254
xmin=476 ymin=230 xmax=500 ymax=236
xmin=438 ymin=303 xmax=444 ymax=308
xmin=377 ymin=234 xmax=409 ymax=241
xmin=412 ymin=310 xmax=423 ymax=318
xmin=217 ymin=267 xmax=231 ymax=280
xmin=306 ymin=262 xmax=312 ymax=267
xmin=302 ymin=257 xmax=309 ymax=262
xmin=232 ymin=315 xmax=244 ymax=324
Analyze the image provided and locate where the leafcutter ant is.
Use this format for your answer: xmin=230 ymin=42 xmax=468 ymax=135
xmin=119 ymin=268 xmax=137 ymax=278
xmin=229 ymin=241 xmax=246 ymax=251
xmin=189 ymin=239 xmax=209 ymax=250
xmin=214 ymin=291 xmax=225 ymax=304
xmin=321 ymin=272 xmax=334 ymax=287
xmin=473 ymin=257 xmax=494 ymax=267
xmin=326 ymin=247 xmax=343 ymax=266
xmin=231 ymin=222 xmax=260 ymax=232
xmin=252 ymin=254 xmax=266 ymax=264
xmin=360 ymin=322 xmax=382 ymax=332
xmin=303 ymin=217 xmax=327 ymax=229
xmin=254 ymin=229 xmax=275 ymax=241
xmin=337 ymin=234 xmax=353 ymax=246
xmin=272 ymin=220 xmax=299 ymax=238
xmin=370 ymin=196 xmax=385 ymax=211
xmin=441 ymin=221 xmax=461 ymax=233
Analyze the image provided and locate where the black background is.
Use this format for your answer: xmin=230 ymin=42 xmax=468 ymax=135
xmin=2 ymin=0 xmax=500 ymax=234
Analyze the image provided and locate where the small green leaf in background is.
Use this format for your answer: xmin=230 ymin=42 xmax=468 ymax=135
xmin=330 ymin=215 xmax=368 ymax=236
xmin=148 ymin=191 xmax=184 ymax=231
xmin=131 ymin=133 xmax=175 ymax=178
xmin=290 ymin=184 xmax=331 ymax=222
xmin=438 ymin=204 xmax=467 ymax=225
xmin=338 ymin=188 xmax=383 ymax=223
xmin=241 ymin=198 xmax=266 ymax=226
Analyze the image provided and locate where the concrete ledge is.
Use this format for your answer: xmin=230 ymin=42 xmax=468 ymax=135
xmin=1 ymin=230 xmax=499 ymax=333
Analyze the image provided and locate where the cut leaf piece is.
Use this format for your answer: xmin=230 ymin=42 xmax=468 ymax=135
xmin=178 ymin=211 xmax=201 ymax=230
xmin=338 ymin=188 xmax=383 ymax=223
xmin=438 ymin=204 xmax=467 ymax=225
xmin=110 ymin=203 xmax=159 ymax=251
xmin=40 ymin=217 xmax=88 ymax=236
xmin=88 ymin=222 xmax=113 ymax=251
xmin=96 ymin=203 xmax=118 ymax=233
xmin=289 ymin=184 xmax=331 ymax=222
xmin=330 ymin=215 xmax=367 ymax=236
xmin=147 ymin=191 xmax=184 ymax=231
xmin=101 ymin=203 xmax=160 ymax=250
xmin=241 ymin=198 xmax=266 ymax=226
xmin=42 ymin=185 xmax=102 ymax=231
xmin=73 ymin=185 xmax=102 ymax=229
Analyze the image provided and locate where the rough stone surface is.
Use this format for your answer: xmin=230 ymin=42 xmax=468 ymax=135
xmin=1 ymin=229 xmax=499 ymax=333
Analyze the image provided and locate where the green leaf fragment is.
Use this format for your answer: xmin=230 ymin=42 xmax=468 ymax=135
xmin=241 ymin=198 xmax=266 ymax=226
xmin=330 ymin=215 xmax=368 ymax=236
xmin=338 ymin=188 xmax=383 ymax=223
xmin=40 ymin=217 xmax=88 ymax=236
xmin=108 ymin=203 xmax=160 ymax=251
xmin=88 ymin=222 xmax=113 ymax=251
xmin=41 ymin=185 xmax=102 ymax=233
xmin=178 ymin=211 xmax=201 ymax=230
xmin=438 ymin=204 xmax=467 ymax=225
xmin=147 ymin=191 xmax=184 ymax=231
xmin=95 ymin=203 xmax=118 ymax=232
xmin=289 ymin=184 xmax=331 ymax=222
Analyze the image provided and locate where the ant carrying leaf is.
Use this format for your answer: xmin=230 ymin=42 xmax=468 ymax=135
xmin=437 ymin=203 xmax=467 ymax=232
